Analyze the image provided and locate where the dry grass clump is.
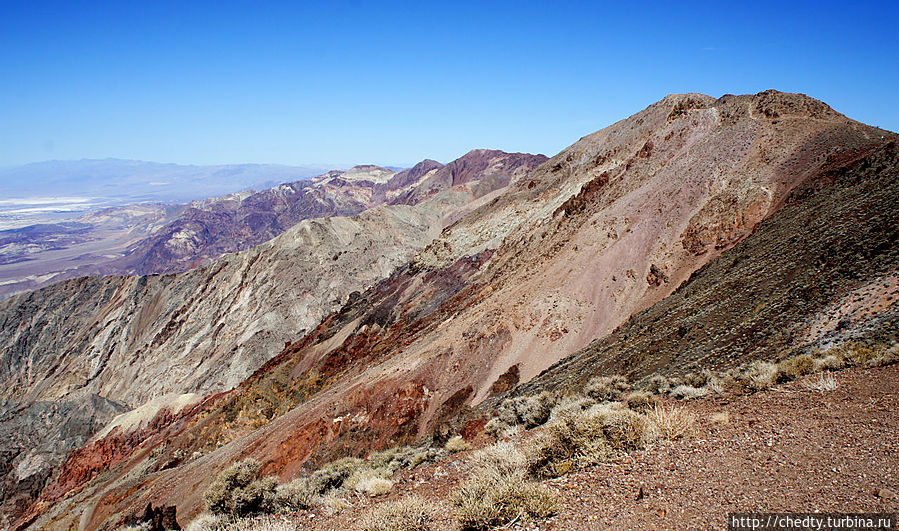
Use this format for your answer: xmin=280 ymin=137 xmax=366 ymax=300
xmin=867 ymin=343 xmax=899 ymax=367
xmin=344 ymin=468 xmax=394 ymax=496
xmin=204 ymin=459 xmax=279 ymax=517
xmin=526 ymin=403 xmax=654 ymax=479
xmin=585 ymin=375 xmax=631 ymax=401
xmin=668 ymin=384 xmax=709 ymax=400
xmin=742 ymin=360 xmax=779 ymax=390
xmin=307 ymin=456 xmax=364 ymax=494
xmin=805 ymin=372 xmax=838 ymax=392
xmin=778 ymin=354 xmax=816 ymax=379
xmin=185 ymin=513 xmax=228 ymax=531
xmin=645 ymin=405 xmax=695 ymax=440
xmin=624 ymin=390 xmax=660 ymax=412
xmin=452 ymin=473 xmax=557 ymax=530
xmin=468 ymin=442 xmax=528 ymax=478
xmin=445 ymin=435 xmax=472 ymax=453
xmin=357 ymin=495 xmax=442 ymax=531
xmin=549 ymin=394 xmax=597 ymax=420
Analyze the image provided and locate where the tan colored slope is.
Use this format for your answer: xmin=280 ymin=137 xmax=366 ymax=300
xmin=0 ymin=202 xmax=445 ymax=408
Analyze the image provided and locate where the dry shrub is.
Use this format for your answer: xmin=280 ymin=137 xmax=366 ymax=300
xmin=549 ymin=394 xmax=597 ymax=420
xmin=867 ymin=343 xmax=899 ymax=367
xmin=646 ymin=405 xmax=695 ymax=440
xmin=308 ymin=456 xmax=364 ymax=494
xmin=445 ymin=435 xmax=472 ymax=453
xmin=486 ymin=392 xmax=557 ymax=436
xmin=778 ymin=354 xmax=816 ymax=380
xmin=643 ymin=374 xmax=672 ymax=394
xmin=224 ymin=516 xmax=298 ymax=531
xmin=344 ymin=468 xmax=394 ymax=496
xmin=468 ymin=442 xmax=527 ymax=478
xmin=624 ymin=390 xmax=660 ymax=412
xmin=585 ymin=375 xmax=631 ymax=401
xmin=358 ymin=495 xmax=441 ymax=531
xmin=816 ymin=354 xmax=845 ymax=371
xmin=742 ymin=361 xmax=779 ymax=390
xmin=526 ymin=403 xmax=654 ymax=478
xmin=271 ymin=477 xmax=315 ymax=511
xmin=185 ymin=513 xmax=228 ymax=531
xmin=204 ymin=459 xmax=278 ymax=516
xmin=452 ymin=474 xmax=557 ymax=530
xmin=668 ymin=385 xmax=709 ymax=400
xmin=366 ymin=446 xmax=444 ymax=473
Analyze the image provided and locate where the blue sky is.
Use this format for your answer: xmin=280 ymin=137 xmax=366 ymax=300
xmin=1 ymin=0 xmax=897 ymax=167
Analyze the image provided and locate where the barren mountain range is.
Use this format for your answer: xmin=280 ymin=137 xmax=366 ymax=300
xmin=0 ymin=151 xmax=544 ymax=298
xmin=0 ymin=91 xmax=896 ymax=530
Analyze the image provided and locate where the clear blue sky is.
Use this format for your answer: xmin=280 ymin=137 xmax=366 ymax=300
xmin=1 ymin=0 xmax=897 ymax=167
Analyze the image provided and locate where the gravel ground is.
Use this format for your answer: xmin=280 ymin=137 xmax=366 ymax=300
xmin=276 ymin=363 xmax=899 ymax=530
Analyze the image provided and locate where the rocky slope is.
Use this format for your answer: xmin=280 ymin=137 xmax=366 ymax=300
xmin=0 ymin=154 xmax=546 ymax=298
xmin=0 ymin=150 xmax=546 ymax=526
xmin=18 ymin=91 xmax=897 ymax=530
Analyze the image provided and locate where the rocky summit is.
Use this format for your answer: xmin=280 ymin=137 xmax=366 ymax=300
xmin=1 ymin=91 xmax=897 ymax=530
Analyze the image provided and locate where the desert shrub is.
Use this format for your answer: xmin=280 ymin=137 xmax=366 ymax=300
xmin=319 ymin=494 xmax=349 ymax=515
xmin=452 ymin=474 xmax=557 ymax=530
xmin=486 ymin=392 xmax=557 ymax=436
xmin=815 ymin=354 xmax=845 ymax=371
xmin=682 ymin=371 xmax=708 ymax=388
xmin=778 ymin=354 xmax=816 ymax=380
xmin=358 ymin=495 xmax=441 ymax=531
xmin=468 ymin=441 xmax=528 ymax=478
xmin=345 ymin=467 xmax=393 ymax=495
xmin=585 ymin=375 xmax=630 ymax=401
xmin=367 ymin=446 xmax=445 ymax=473
xmin=642 ymin=374 xmax=672 ymax=394
xmin=204 ymin=459 xmax=279 ymax=516
xmin=669 ymin=385 xmax=709 ymax=400
xmin=271 ymin=477 xmax=316 ymax=511
xmin=526 ymin=405 xmax=635 ymax=478
xmin=445 ymin=435 xmax=472 ymax=453
xmin=646 ymin=405 xmax=695 ymax=440
xmin=741 ymin=360 xmax=779 ymax=390
xmin=549 ymin=394 xmax=597 ymax=420
xmin=224 ymin=516 xmax=298 ymax=531
xmin=308 ymin=456 xmax=364 ymax=494
xmin=867 ymin=343 xmax=899 ymax=367
xmin=625 ymin=390 xmax=660 ymax=412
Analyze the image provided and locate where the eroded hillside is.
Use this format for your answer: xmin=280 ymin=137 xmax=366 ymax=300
xmin=18 ymin=91 xmax=897 ymax=530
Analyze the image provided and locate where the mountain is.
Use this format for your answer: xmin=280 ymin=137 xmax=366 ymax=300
xmin=0 ymin=149 xmax=547 ymax=527
xmin=0 ymin=154 xmax=546 ymax=298
xmin=6 ymin=91 xmax=899 ymax=529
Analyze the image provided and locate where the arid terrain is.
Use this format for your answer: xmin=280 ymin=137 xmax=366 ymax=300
xmin=0 ymin=90 xmax=896 ymax=531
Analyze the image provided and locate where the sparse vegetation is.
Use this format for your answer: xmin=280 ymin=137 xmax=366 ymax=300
xmin=357 ymin=495 xmax=442 ymax=531
xmin=445 ymin=435 xmax=472 ymax=453
xmin=585 ymin=375 xmax=631 ymax=401
xmin=646 ymin=405 xmax=695 ymax=440
xmin=668 ymin=384 xmax=709 ymax=400
xmin=452 ymin=473 xmax=557 ymax=530
xmin=805 ymin=372 xmax=838 ymax=392
xmin=204 ymin=459 xmax=278 ymax=517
